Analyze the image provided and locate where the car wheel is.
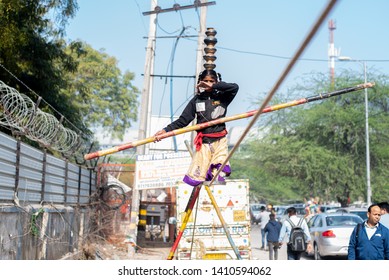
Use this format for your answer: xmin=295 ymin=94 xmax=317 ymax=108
xmin=314 ymin=244 xmax=322 ymax=260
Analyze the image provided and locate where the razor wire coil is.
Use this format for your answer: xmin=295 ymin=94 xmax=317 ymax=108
xmin=0 ymin=80 xmax=82 ymax=153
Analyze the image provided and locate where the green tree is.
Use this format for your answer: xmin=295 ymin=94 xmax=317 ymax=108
xmin=62 ymin=42 xmax=139 ymax=140
xmin=1 ymin=1 xmax=139 ymax=151
xmin=0 ymin=0 xmax=86 ymax=133
xmin=231 ymin=70 xmax=389 ymax=205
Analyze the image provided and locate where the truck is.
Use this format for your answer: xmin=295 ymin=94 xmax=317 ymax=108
xmin=175 ymin=179 xmax=251 ymax=260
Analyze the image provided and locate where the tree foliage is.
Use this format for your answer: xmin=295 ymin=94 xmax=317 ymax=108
xmin=231 ymin=70 xmax=389 ymax=206
xmin=0 ymin=0 xmax=83 ymax=131
xmin=62 ymin=42 xmax=139 ymax=140
xmin=0 ymin=0 xmax=139 ymax=149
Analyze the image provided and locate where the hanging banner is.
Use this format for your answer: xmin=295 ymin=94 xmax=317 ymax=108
xmin=135 ymin=151 xmax=191 ymax=190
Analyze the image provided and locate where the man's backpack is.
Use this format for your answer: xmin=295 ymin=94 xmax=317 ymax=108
xmin=355 ymin=222 xmax=363 ymax=244
xmin=286 ymin=217 xmax=307 ymax=252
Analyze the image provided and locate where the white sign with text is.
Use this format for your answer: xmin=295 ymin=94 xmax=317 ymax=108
xmin=135 ymin=151 xmax=191 ymax=190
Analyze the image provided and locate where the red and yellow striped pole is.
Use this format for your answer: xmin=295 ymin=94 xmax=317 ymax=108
xmin=167 ymin=184 xmax=202 ymax=260
xmin=84 ymin=82 xmax=374 ymax=160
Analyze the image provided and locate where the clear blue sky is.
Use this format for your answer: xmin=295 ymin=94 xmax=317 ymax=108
xmin=65 ymin=0 xmax=389 ymax=131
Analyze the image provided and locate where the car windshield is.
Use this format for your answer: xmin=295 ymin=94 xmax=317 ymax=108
xmin=276 ymin=208 xmax=285 ymax=215
xmin=296 ymin=208 xmax=306 ymax=215
xmin=251 ymin=205 xmax=260 ymax=211
xmin=350 ymin=211 xmax=366 ymax=220
xmin=326 ymin=215 xmax=362 ymax=226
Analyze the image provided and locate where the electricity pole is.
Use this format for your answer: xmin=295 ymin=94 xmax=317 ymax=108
xmin=195 ymin=2 xmax=208 ymax=81
xmin=129 ymin=0 xmax=158 ymax=248
xmin=137 ymin=1 xmax=157 ymax=156
xmin=338 ymin=57 xmax=372 ymax=206
xmin=192 ymin=1 xmax=209 ymax=145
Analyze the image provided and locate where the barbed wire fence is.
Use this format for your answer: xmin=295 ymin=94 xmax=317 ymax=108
xmin=0 ymin=79 xmax=87 ymax=157
xmin=0 ymin=60 xmax=99 ymax=165
xmin=0 ymin=64 xmax=139 ymax=259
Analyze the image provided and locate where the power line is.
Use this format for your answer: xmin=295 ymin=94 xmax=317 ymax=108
xmin=217 ymin=45 xmax=389 ymax=63
xmin=183 ymin=37 xmax=389 ymax=63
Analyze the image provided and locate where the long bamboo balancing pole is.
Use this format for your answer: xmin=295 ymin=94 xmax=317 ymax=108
xmin=84 ymin=82 xmax=374 ymax=161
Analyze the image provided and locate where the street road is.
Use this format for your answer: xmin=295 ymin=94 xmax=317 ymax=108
xmin=250 ymin=223 xmax=311 ymax=260
xmin=128 ymin=223 xmax=312 ymax=260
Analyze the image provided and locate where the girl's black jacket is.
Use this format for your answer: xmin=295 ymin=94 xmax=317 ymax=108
xmin=163 ymin=81 xmax=239 ymax=144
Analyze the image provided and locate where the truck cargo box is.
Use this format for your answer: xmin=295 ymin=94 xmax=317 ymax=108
xmin=176 ymin=179 xmax=251 ymax=260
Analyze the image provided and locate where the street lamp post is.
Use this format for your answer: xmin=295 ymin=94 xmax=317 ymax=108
xmin=338 ymin=56 xmax=371 ymax=206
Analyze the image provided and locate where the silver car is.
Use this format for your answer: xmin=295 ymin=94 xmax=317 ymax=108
xmin=279 ymin=206 xmax=306 ymax=223
xmin=307 ymin=213 xmax=363 ymax=260
xmin=335 ymin=207 xmax=367 ymax=221
xmin=250 ymin=203 xmax=265 ymax=224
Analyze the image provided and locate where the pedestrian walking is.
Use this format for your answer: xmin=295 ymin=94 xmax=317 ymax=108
xmin=267 ymin=203 xmax=275 ymax=214
xmin=257 ymin=206 xmax=270 ymax=250
xmin=264 ymin=213 xmax=282 ymax=260
xmin=348 ymin=203 xmax=389 ymax=260
xmin=278 ymin=207 xmax=312 ymax=260
xmin=378 ymin=201 xmax=389 ymax=229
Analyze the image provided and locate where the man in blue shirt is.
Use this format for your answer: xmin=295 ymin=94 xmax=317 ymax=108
xmin=264 ymin=213 xmax=282 ymax=260
xmin=348 ymin=203 xmax=389 ymax=260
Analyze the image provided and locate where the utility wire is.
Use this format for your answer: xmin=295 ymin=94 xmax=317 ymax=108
xmin=133 ymin=0 xmax=149 ymax=34
xmin=183 ymin=37 xmax=389 ymax=63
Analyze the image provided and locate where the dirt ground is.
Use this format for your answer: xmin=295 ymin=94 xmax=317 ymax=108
xmin=61 ymin=236 xmax=171 ymax=260
xmin=85 ymin=242 xmax=171 ymax=260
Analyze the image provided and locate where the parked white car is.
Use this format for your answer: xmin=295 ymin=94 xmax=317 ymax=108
xmin=307 ymin=213 xmax=363 ymax=260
